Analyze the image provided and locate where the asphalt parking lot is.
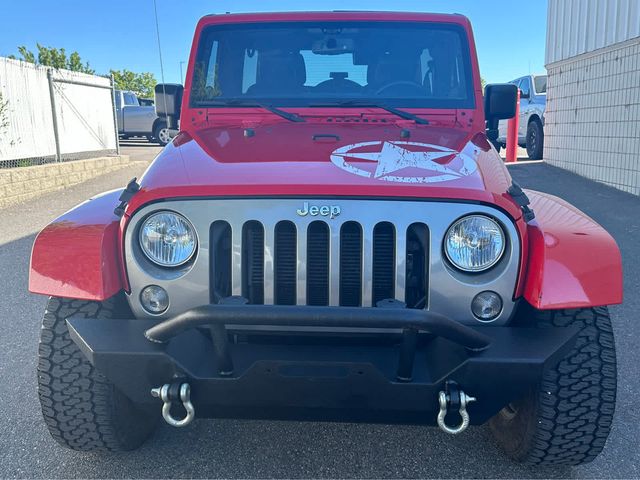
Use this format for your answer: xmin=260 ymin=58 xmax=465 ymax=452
xmin=0 ymin=142 xmax=638 ymax=479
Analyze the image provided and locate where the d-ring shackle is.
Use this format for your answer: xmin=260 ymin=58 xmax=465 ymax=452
xmin=437 ymin=389 xmax=476 ymax=434
xmin=151 ymin=383 xmax=195 ymax=427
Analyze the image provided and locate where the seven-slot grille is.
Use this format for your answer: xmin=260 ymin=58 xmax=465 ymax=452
xmin=210 ymin=220 xmax=429 ymax=309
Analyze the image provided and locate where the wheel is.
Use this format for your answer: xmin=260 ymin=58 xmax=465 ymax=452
xmin=489 ymin=307 xmax=616 ymax=466
xmin=525 ymin=120 xmax=544 ymax=159
xmin=37 ymin=296 xmax=158 ymax=451
xmin=153 ymin=122 xmax=171 ymax=146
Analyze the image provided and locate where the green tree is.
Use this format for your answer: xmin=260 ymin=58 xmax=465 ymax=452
xmin=68 ymin=51 xmax=94 ymax=74
xmin=12 ymin=44 xmax=95 ymax=74
xmin=17 ymin=46 xmax=35 ymax=64
xmin=481 ymin=76 xmax=487 ymax=91
xmin=110 ymin=69 xmax=157 ymax=99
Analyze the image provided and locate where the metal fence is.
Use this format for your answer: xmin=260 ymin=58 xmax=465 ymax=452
xmin=0 ymin=57 xmax=119 ymax=169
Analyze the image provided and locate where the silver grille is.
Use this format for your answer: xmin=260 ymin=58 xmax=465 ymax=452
xmin=125 ymin=199 xmax=521 ymax=325
xmin=209 ymin=219 xmax=428 ymax=308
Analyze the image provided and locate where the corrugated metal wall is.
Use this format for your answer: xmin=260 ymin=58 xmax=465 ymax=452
xmin=544 ymin=0 xmax=640 ymax=196
xmin=0 ymin=57 xmax=117 ymax=165
xmin=546 ymin=0 xmax=640 ymax=65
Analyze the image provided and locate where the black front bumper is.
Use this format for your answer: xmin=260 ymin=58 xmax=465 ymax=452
xmin=67 ymin=304 xmax=578 ymax=425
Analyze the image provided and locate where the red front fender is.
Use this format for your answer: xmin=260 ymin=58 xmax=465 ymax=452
xmin=29 ymin=189 xmax=127 ymax=301
xmin=522 ymin=190 xmax=622 ymax=309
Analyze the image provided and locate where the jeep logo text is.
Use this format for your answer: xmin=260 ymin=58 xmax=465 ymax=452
xmin=296 ymin=202 xmax=341 ymax=219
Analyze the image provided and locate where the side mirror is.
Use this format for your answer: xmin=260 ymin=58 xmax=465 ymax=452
xmin=155 ymin=84 xmax=184 ymax=129
xmin=484 ymin=83 xmax=517 ymax=140
xmin=519 ymin=89 xmax=530 ymax=100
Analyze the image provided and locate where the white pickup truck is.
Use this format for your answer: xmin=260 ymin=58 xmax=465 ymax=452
xmin=114 ymin=90 xmax=171 ymax=145
xmin=495 ymin=74 xmax=546 ymax=159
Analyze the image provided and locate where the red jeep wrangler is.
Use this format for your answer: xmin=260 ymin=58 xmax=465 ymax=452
xmin=30 ymin=12 xmax=622 ymax=466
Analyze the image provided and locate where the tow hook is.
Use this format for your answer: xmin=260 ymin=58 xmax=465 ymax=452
xmin=150 ymin=382 xmax=195 ymax=427
xmin=436 ymin=380 xmax=476 ymax=435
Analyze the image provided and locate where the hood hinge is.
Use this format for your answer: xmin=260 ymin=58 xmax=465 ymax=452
xmin=507 ymin=181 xmax=535 ymax=222
xmin=114 ymin=178 xmax=141 ymax=218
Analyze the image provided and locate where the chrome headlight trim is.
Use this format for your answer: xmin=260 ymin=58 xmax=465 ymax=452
xmin=444 ymin=214 xmax=506 ymax=273
xmin=138 ymin=210 xmax=197 ymax=267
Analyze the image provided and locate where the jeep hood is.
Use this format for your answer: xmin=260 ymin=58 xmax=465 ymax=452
xmin=128 ymin=122 xmax=521 ymax=219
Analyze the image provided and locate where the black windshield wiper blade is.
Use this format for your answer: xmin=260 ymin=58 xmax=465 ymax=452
xmin=201 ymin=99 xmax=305 ymax=123
xmin=260 ymin=104 xmax=306 ymax=123
xmin=311 ymin=101 xmax=429 ymax=125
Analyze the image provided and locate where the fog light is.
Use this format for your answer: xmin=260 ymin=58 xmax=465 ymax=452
xmin=471 ymin=291 xmax=502 ymax=321
xmin=140 ymin=285 xmax=169 ymax=314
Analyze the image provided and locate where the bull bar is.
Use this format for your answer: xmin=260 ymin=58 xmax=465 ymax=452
xmin=66 ymin=300 xmax=578 ymax=426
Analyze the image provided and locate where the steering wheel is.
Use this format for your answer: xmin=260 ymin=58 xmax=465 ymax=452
xmin=376 ymin=81 xmax=425 ymax=96
xmin=315 ymin=78 xmax=363 ymax=94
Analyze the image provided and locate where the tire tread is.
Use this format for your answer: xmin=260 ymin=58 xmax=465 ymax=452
xmin=37 ymin=296 xmax=155 ymax=451
xmin=491 ymin=306 xmax=616 ymax=466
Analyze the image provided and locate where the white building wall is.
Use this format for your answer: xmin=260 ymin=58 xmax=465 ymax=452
xmin=0 ymin=57 xmax=117 ymax=165
xmin=546 ymin=0 xmax=640 ymax=64
xmin=545 ymin=0 xmax=640 ymax=196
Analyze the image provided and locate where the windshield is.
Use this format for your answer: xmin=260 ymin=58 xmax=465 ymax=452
xmin=191 ymin=22 xmax=475 ymax=109
xmin=534 ymin=75 xmax=547 ymax=94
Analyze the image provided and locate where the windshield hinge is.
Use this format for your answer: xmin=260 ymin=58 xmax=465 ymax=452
xmin=507 ymin=182 xmax=535 ymax=222
xmin=114 ymin=178 xmax=141 ymax=218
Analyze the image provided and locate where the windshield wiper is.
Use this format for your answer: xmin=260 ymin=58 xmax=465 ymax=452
xmin=311 ymin=100 xmax=429 ymax=125
xmin=260 ymin=104 xmax=306 ymax=123
xmin=200 ymin=99 xmax=305 ymax=123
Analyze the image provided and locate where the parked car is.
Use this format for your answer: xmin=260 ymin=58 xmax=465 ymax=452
xmin=114 ymin=89 xmax=170 ymax=145
xmin=496 ymin=74 xmax=547 ymax=159
xmin=30 ymin=12 xmax=620 ymax=467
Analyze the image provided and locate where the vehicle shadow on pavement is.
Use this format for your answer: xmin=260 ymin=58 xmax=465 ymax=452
xmin=103 ymin=419 xmax=571 ymax=479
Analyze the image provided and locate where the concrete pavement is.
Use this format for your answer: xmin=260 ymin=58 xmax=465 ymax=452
xmin=119 ymin=138 xmax=164 ymax=163
xmin=0 ymin=144 xmax=638 ymax=478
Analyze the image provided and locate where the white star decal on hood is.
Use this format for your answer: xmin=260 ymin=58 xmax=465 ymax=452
xmin=329 ymin=141 xmax=478 ymax=184
xmin=333 ymin=141 xmax=460 ymax=178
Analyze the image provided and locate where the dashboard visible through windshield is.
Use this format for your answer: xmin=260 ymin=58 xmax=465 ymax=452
xmin=190 ymin=22 xmax=475 ymax=109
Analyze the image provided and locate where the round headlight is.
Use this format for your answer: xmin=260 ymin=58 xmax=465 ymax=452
xmin=444 ymin=215 xmax=505 ymax=272
xmin=139 ymin=211 xmax=197 ymax=267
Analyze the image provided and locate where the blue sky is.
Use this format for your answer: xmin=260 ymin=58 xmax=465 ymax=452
xmin=0 ymin=0 xmax=548 ymax=84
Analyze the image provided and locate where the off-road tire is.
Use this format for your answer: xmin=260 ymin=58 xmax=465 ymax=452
xmin=37 ymin=296 xmax=158 ymax=451
xmin=489 ymin=307 xmax=616 ymax=466
xmin=525 ymin=119 xmax=544 ymax=159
